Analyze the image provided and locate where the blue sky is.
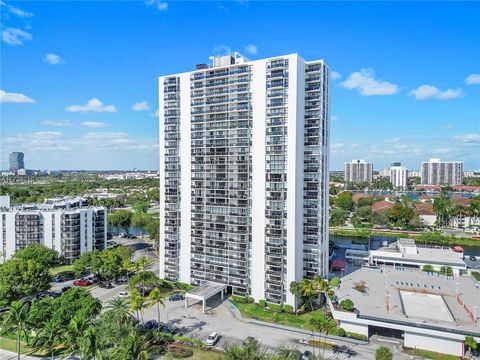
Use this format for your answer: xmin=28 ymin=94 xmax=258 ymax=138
xmin=1 ymin=1 xmax=479 ymax=171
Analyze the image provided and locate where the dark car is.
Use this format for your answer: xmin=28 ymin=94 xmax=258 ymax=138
xmin=52 ymin=275 xmax=63 ymax=283
xmin=470 ymin=256 xmax=477 ymax=261
xmin=61 ymin=286 xmax=71 ymax=293
xmin=169 ymin=294 xmax=184 ymax=301
xmin=334 ymin=345 xmax=357 ymax=356
xmin=301 ymin=351 xmax=313 ymax=360
xmin=144 ymin=320 xmax=159 ymax=330
xmin=99 ymin=282 xmax=114 ymax=289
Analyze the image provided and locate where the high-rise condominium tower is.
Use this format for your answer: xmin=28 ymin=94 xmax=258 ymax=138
xmin=420 ymin=158 xmax=463 ymax=186
xmin=9 ymin=152 xmax=24 ymax=172
xmin=390 ymin=162 xmax=408 ymax=189
xmin=159 ymin=53 xmax=330 ymax=306
xmin=344 ymin=159 xmax=373 ymax=183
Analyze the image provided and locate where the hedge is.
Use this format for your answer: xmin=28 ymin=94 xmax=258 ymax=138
xmin=284 ymin=304 xmax=294 ymax=313
xmin=267 ymin=302 xmax=282 ymax=312
xmin=258 ymin=299 xmax=267 ymax=308
xmin=346 ymin=332 xmax=368 ymax=341
xmin=247 ymin=296 xmax=254 ymax=303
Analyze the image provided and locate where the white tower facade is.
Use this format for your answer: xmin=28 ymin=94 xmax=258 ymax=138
xmin=159 ymin=53 xmax=330 ymax=306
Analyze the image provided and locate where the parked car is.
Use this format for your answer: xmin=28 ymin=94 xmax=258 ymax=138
xmin=469 ymin=256 xmax=477 ymax=261
xmin=301 ymin=351 xmax=313 ymax=360
xmin=61 ymin=286 xmax=71 ymax=293
xmin=117 ymin=291 xmax=129 ymax=298
xmin=169 ymin=294 xmax=184 ymax=301
xmin=116 ymin=276 xmax=128 ymax=284
xmin=205 ymin=332 xmax=219 ymax=346
xmin=73 ymin=279 xmax=91 ymax=287
xmin=144 ymin=320 xmax=159 ymax=330
xmin=99 ymin=282 xmax=114 ymax=289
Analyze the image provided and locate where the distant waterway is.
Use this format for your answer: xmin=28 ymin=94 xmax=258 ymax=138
xmin=349 ymin=190 xmax=474 ymax=200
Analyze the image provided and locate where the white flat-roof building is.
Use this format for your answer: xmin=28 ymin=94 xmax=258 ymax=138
xmin=344 ymin=160 xmax=373 ymax=184
xmin=0 ymin=196 xmax=106 ymax=263
xmin=330 ymin=267 xmax=480 ymax=357
xmin=421 ymin=158 xmax=464 ymax=186
xmin=159 ymin=53 xmax=330 ymax=306
xmin=346 ymin=238 xmax=467 ymax=276
xmin=390 ymin=162 xmax=408 ymax=189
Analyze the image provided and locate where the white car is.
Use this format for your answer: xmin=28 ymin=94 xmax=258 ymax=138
xmin=205 ymin=332 xmax=218 ymax=346
xmin=117 ymin=291 xmax=129 ymax=298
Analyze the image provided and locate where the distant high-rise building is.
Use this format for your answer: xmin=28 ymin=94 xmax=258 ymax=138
xmin=9 ymin=152 xmax=24 ymax=172
xmin=390 ymin=162 xmax=408 ymax=189
xmin=420 ymin=158 xmax=463 ymax=186
xmin=159 ymin=53 xmax=330 ymax=306
xmin=408 ymin=171 xmax=421 ymax=178
xmin=344 ymin=159 xmax=373 ymax=183
xmin=0 ymin=196 xmax=106 ymax=263
xmin=379 ymin=169 xmax=390 ymax=178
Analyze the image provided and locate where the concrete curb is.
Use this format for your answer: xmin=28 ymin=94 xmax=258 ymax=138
xmin=225 ymin=300 xmax=368 ymax=346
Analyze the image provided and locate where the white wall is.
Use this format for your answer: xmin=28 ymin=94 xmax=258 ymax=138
xmin=404 ymin=332 xmax=464 ymax=357
xmin=250 ymin=59 xmax=267 ymax=302
xmin=158 ymin=77 xmax=166 ymax=279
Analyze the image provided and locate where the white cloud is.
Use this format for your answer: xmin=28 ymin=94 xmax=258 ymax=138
xmin=66 ymin=98 xmax=117 ymax=113
xmin=408 ymin=85 xmax=464 ymax=100
xmin=331 ymin=71 xmax=341 ymax=80
xmin=453 ymin=133 xmax=480 ymax=145
xmin=132 ymin=101 xmax=150 ymax=111
xmin=145 ymin=0 xmax=168 ymax=11
xmin=244 ymin=44 xmax=257 ymax=55
xmin=41 ymin=119 xmax=72 ymax=127
xmin=81 ymin=121 xmax=108 ymax=128
xmin=465 ymin=74 xmax=480 ymax=85
xmin=0 ymin=89 xmax=36 ymax=103
xmin=0 ymin=1 xmax=33 ymax=17
xmin=1 ymin=27 xmax=32 ymax=46
xmin=44 ymin=53 xmax=62 ymax=65
xmin=213 ymin=44 xmax=232 ymax=55
xmin=341 ymin=68 xmax=398 ymax=96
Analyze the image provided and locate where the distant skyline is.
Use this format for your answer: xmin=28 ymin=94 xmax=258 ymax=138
xmin=1 ymin=1 xmax=479 ymax=171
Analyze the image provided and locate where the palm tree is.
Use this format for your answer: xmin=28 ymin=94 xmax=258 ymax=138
xmin=313 ymin=275 xmax=339 ymax=316
xmin=289 ymin=281 xmax=301 ymax=316
xmin=80 ymin=325 xmax=100 ymax=360
xmin=63 ymin=314 xmax=91 ymax=359
xmin=146 ymin=287 xmax=165 ymax=323
xmin=32 ymin=318 xmax=63 ymax=360
xmin=309 ymin=313 xmax=336 ymax=359
xmin=105 ymin=296 xmax=131 ymax=324
xmin=299 ymin=279 xmax=317 ymax=311
xmin=1 ymin=301 xmax=29 ymax=360
xmin=113 ymin=331 xmax=152 ymax=360
xmin=129 ymin=290 xmax=146 ymax=324
xmin=128 ymin=271 xmax=160 ymax=297
xmin=465 ymin=336 xmax=478 ymax=359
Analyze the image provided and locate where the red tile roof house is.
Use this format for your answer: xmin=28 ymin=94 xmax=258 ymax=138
xmin=372 ymin=201 xmax=394 ymax=213
xmin=415 ymin=203 xmax=437 ymax=226
xmin=352 ymin=194 xmax=373 ymax=203
xmin=451 ymin=196 xmax=471 ymax=207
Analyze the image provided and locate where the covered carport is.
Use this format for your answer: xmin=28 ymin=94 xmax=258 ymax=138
xmin=184 ymin=281 xmax=228 ymax=313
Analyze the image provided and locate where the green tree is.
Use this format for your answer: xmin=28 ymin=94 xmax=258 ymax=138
xmin=330 ymin=208 xmax=348 ymax=227
xmin=63 ymin=314 xmax=91 ymax=359
xmin=299 ymin=278 xmax=318 ymax=311
xmin=133 ymin=200 xmax=149 ymax=213
xmin=132 ymin=213 xmax=151 ymax=239
xmin=357 ymin=197 xmax=374 ymax=207
xmin=0 ymin=258 xmax=52 ymax=307
xmin=80 ymin=325 xmax=100 ymax=360
xmin=106 ymin=296 xmax=131 ymax=324
xmin=146 ymin=287 xmax=165 ymax=323
xmin=14 ymin=245 xmax=59 ymax=268
xmin=352 ymin=205 xmax=373 ymax=225
xmin=289 ymin=281 xmax=301 ymax=315
xmin=108 ymin=210 xmax=133 ymax=235
xmin=129 ymin=271 xmax=161 ymax=297
xmin=145 ymin=219 xmax=159 ymax=248
xmin=130 ymin=289 xmax=147 ymax=324
xmin=387 ymin=203 xmax=414 ymax=228
xmin=113 ymin=331 xmax=153 ymax=360
xmin=51 ymin=287 xmax=101 ymax=327
xmin=1 ymin=301 xmax=30 ymax=360
xmin=433 ymin=195 xmax=452 ymax=227
xmin=465 ymin=336 xmax=478 ymax=359
xmin=223 ymin=337 xmax=266 ymax=360
xmin=309 ymin=313 xmax=336 ymax=359
xmin=375 ymin=346 xmax=393 ymax=360
xmin=335 ymin=192 xmax=353 ymax=211
xmin=340 ymin=299 xmax=354 ymax=312
xmin=422 ymin=264 xmax=434 ymax=272
xmin=32 ymin=318 xmax=63 ymax=360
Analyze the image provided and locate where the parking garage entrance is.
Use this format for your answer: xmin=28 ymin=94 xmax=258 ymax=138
xmin=184 ymin=281 xmax=228 ymax=313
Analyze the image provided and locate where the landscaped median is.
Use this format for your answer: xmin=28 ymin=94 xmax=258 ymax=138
xmin=228 ymin=297 xmax=367 ymax=342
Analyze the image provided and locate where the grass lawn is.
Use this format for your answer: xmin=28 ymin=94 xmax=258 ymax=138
xmin=50 ymin=264 xmax=75 ymax=275
xmin=0 ymin=336 xmax=61 ymax=356
xmin=189 ymin=348 xmax=224 ymax=360
xmin=402 ymin=347 xmax=460 ymax=360
xmin=230 ymin=300 xmax=322 ymax=331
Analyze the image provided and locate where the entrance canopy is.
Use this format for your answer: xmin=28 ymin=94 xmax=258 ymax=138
xmin=184 ymin=281 xmax=228 ymax=313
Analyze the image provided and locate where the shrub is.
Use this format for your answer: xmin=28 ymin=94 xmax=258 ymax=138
xmin=340 ymin=299 xmax=355 ymax=312
xmin=258 ymin=299 xmax=267 ymax=308
xmin=174 ymin=336 xmax=204 ymax=348
xmin=231 ymin=295 xmax=247 ymax=303
xmin=336 ymin=328 xmax=346 ymax=337
xmin=284 ymin=304 xmax=294 ymax=313
xmin=346 ymin=332 xmax=368 ymax=341
xmin=168 ymin=345 xmax=193 ymax=358
xmin=472 ymin=272 xmax=480 ymax=281
xmin=267 ymin=303 xmax=282 ymax=312
xmin=375 ymin=346 xmax=393 ymax=360
xmin=247 ymin=296 xmax=254 ymax=303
